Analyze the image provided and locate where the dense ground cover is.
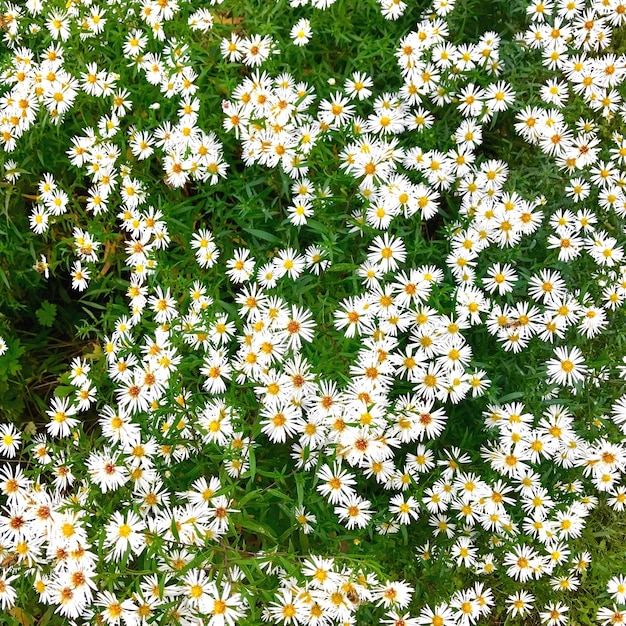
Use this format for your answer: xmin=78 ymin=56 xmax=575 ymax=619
xmin=2 ymin=0 xmax=626 ymax=624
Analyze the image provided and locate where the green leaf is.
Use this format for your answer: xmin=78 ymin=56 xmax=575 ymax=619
xmin=327 ymin=263 xmax=357 ymax=272
xmin=242 ymin=227 xmax=281 ymax=243
xmin=295 ymin=471 xmax=305 ymax=507
xmin=247 ymin=445 xmax=256 ymax=488
xmin=54 ymin=386 xmax=76 ymax=399
xmin=170 ymin=516 xmax=180 ymax=542
xmin=35 ymin=301 xmax=57 ymax=327
xmin=37 ymin=607 xmax=54 ymax=626
xmin=305 ymin=219 xmax=332 ymax=235
xmin=497 ymin=390 xmax=526 ymax=402
xmin=235 ymin=514 xmax=276 ymax=541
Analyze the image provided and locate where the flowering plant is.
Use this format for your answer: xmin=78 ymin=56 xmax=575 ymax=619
xmin=1 ymin=0 xmax=626 ymax=624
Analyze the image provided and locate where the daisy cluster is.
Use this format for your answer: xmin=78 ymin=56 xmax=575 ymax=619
xmin=2 ymin=0 xmax=626 ymax=624
xmin=366 ymin=0 xmax=626 ymax=392
xmin=220 ymin=71 xmax=316 ymax=181
xmin=282 ymin=0 xmax=455 ymax=19
xmin=0 ymin=0 xmax=228 ymax=195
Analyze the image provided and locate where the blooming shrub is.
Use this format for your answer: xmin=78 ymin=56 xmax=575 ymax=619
xmin=2 ymin=0 xmax=626 ymax=624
